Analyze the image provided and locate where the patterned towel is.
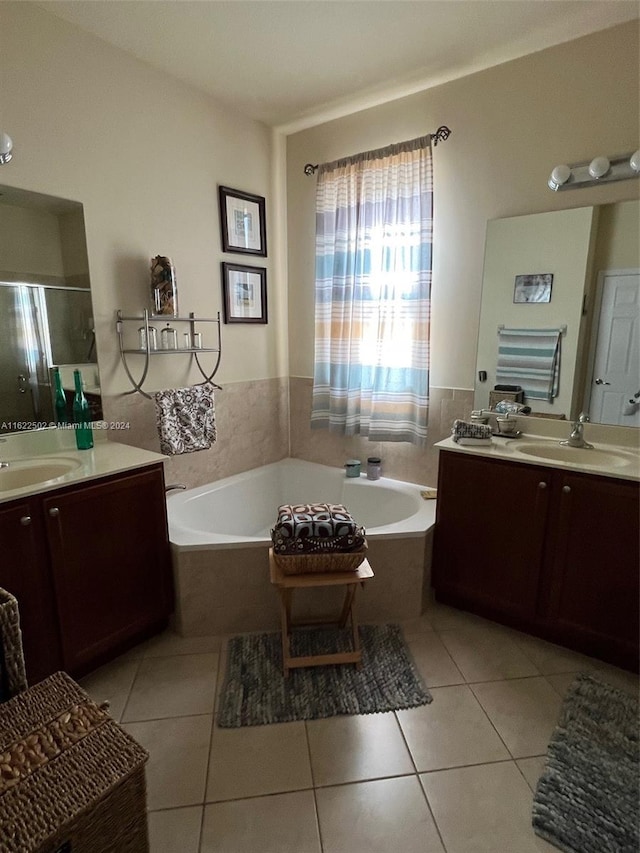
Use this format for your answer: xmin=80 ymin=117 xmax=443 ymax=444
xmin=452 ymin=419 xmax=492 ymax=443
xmin=271 ymin=503 xmax=365 ymax=555
xmin=274 ymin=504 xmax=358 ymax=538
xmin=153 ymin=382 xmax=216 ymax=455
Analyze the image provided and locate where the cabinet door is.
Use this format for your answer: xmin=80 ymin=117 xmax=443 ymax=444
xmin=43 ymin=466 xmax=173 ymax=675
xmin=546 ymin=471 xmax=639 ymax=670
xmin=0 ymin=499 xmax=62 ymax=683
xmin=433 ymin=451 xmax=552 ymax=626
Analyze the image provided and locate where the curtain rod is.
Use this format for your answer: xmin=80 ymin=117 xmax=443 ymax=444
xmin=303 ymin=125 xmax=452 ymax=176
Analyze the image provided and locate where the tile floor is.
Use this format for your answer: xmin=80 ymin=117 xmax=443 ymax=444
xmin=80 ymin=603 xmax=639 ymax=853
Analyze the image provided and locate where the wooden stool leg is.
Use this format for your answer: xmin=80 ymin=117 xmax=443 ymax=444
xmin=279 ymin=588 xmax=293 ymax=678
xmin=338 ymin=584 xmax=357 ymax=628
xmin=349 ymin=588 xmax=362 ymax=669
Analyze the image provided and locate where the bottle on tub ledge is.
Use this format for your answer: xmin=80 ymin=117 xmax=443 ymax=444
xmin=72 ymin=368 xmax=94 ymax=450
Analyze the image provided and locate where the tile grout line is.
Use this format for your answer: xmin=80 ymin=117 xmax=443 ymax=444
xmin=304 ymin=720 xmax=325 ymax=853
xmin=196 ymin=649 xmax=225 ymax=852
xmin=392 ymin=707 xmax=450 ymax=852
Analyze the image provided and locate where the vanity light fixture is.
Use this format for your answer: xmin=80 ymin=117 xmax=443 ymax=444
xmin=0 ymin=132 xmax=13 ymax=165
xmin=548 ymin=149 xmax=640 ymax=191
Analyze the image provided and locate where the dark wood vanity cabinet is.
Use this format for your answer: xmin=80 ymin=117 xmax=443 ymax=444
xmin=0 ymin=464 xmax=173 ymax=682
xmin=433 ymin=450 xmax=639 ymax=671
xmin=0 ymin=499 xmax=62 ymax=683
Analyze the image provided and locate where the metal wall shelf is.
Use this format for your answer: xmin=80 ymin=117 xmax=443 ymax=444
xmin=116 ymin=309 xmax=222 ymax=398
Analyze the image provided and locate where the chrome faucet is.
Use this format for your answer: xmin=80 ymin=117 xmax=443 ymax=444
xmin=561 ymin=412 xmax=593 ymax=449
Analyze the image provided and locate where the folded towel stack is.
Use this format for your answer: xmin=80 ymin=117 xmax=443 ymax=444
xmin=272 ymin=503 xmax=366 ymax=556
xmin=452 ymin=419 xmax=493 ymax=446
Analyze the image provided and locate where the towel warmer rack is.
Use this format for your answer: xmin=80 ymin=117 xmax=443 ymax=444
xmin=115 ymin=309 xmax=222 ymax=399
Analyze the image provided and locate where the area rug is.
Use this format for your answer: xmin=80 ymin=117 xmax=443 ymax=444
xmin=532 ymin=672 xmax=639 ymax=853
xmin=217 ymin=623 xmax=432 ymax=727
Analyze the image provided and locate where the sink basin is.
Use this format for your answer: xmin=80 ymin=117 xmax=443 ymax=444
xmin=0 ymin=457 xmax=82 ymax=491
xmin=514 ymin=442 xmax=638 ymax=469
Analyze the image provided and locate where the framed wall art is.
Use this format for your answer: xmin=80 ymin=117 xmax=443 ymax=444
xmin=513 ymin=273 xmax=553 ymax=303
xmin=218 ymin=185 xmax=267 ymax=257
xmin=221 ymin=262 xmax=267 ymax=324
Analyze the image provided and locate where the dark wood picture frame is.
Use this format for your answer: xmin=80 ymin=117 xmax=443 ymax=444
xmin=221 ymin=262 xmax=268 ymax=324
xmin=218 ymin=185 xmax=267 ymax=257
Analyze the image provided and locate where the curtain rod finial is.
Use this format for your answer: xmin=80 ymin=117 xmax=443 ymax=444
xmin=432 ymin=126 xmax=452 ymax=146
xmin=304 ymin=163 xmax=318 ymax=176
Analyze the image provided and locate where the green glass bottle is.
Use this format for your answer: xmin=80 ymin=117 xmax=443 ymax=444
xmin=72 ymin=369 xmax=94 ymax=450
xmin=53 ymin=367 xmax=68 ymax=425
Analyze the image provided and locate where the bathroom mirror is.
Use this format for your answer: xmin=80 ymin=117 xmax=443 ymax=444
xmin=474 ymin=200 xmax=639 ymax=426
xmin=0 ymin=185 xmax=102 ymax=434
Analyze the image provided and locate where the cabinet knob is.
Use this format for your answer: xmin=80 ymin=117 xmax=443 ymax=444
xmin=562 ymin=485 xmax=571 ymax=494
xmin=538 ymin=481 xmax=548 ymax=490
xmin=20 ymin=516 xmax=31 ymax=526
xmin=48 ymin=507 xmax=60 ymax=517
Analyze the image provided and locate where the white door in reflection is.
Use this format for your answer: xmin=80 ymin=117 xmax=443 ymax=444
xmin=588 ymin=269 xmax=640 ymax=426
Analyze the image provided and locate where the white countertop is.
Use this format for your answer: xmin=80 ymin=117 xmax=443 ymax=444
xmin=0 ymin=431 xmax=167 ymax=504
xmin=436 ymin=434 xmax=640 ymax=482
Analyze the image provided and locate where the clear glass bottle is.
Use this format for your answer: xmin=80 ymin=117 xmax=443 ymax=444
xmin=53 ymin=367 xmax=68 ymax=425
xmin=138 ymin=325 xmax=158 ymax=351
xmin=160 ymin=323 xmax=177 ymax=350
xmin=192 ymin=332 xmax=202 ymax=349
xmin=72 ymin=369 xmax=94 ymax=450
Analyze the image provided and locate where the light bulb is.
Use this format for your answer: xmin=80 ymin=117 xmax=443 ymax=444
xmin=548 ymin=164 xmax=571 ymax=190
xmin=0 ymin=132 xmax=12 ymax=165
xmin=630 ymin=150 xmax=640 ymax=174
xmin=588 ymin=156 xmax=610 ymax=179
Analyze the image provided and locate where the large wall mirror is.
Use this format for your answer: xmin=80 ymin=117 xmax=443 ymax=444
xmin=474 ymin=200 xmax=639 ymax=427
xmin=0 ymin=185 xmax=101 ymax=435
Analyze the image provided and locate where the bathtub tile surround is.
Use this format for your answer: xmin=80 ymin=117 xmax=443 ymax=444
xmin=102 ymin=376 xmax=289 ymax=488
xmin=289 ymin=377 xmax=474 ymax=486
xmin=78 ymin=603 xmax=638 ymax=853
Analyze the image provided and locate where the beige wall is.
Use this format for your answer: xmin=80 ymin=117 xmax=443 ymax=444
xmin=0 ymin=2 xmax=285 ymax=396
xmin=286 ymin=22 xmax=640 ymax=390
xmin=0 ymin=204 xmax=65 ymax=277
xmin=0 ymin=2 xmax=292 ymax=484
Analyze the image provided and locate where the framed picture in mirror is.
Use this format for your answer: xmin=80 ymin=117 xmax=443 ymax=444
xmin=513 ymin=273 xmax=553 ymax=303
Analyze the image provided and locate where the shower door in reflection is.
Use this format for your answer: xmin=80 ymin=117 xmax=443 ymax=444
xmin=0 ymin=282 xmax=95 ymax=433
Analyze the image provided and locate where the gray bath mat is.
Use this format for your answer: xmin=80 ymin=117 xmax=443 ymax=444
xmin=217 ymin=623 xmax=432 ymax=727
xmin=532 ymin=672 xmax=639 ymax=853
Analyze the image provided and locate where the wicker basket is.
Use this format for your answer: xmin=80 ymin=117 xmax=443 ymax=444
xmin=0 ymin=671 xmax=149 ymax=853
xmin=0 ymin=587 xmax=27 ymax=702
xmin=273 ymin=543 xmax=367 ymax=575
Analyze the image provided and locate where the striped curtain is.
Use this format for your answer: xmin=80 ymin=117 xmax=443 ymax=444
xmin=311 ymin=136 xmax=433 ymax=445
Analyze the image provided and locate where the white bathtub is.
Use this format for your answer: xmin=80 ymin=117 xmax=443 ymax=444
xmin=168 ymin=458 xmax=435 ymax=548
xmin=168 ymin=458 xmax=436 ymax=636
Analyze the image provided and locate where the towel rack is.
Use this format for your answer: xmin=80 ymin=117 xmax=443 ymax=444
xmin=115 ymin=309 xmax=222 ymax=399
xmin=497 ymin=324 xmax=567 ymax=334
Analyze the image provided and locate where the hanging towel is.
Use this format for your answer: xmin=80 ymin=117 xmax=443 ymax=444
xmin=153 ymin=382 xmax=216 ymax=455
xmin=496 ymin=328 xmax=561 ymax=403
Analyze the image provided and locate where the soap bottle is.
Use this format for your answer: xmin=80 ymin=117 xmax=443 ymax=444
xmin=53 ymin=367 xmax=68 ymax=425
xmin=72 ymin=369 xmax=94 ymax=450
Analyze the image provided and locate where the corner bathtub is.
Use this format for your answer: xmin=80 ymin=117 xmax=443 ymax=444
xmin=168 ymin=458 xmax=436 ymax=636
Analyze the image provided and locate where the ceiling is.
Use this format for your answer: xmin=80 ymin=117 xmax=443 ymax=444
xmin=40 ymin=1 xmax=639 ymax=130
